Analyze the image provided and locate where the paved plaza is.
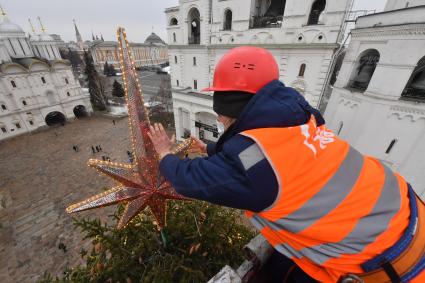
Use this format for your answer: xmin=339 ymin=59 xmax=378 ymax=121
xmin=0 ymin=116 xmax=133 ymax=282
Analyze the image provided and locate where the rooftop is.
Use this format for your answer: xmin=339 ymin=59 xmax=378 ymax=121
xmin=356 ymin=5 xmax=425 ymax=29
xmin=0 ymin=16 xmax=24 ymax=34
xmin=144 ymin=32 xmax=166 ymax=45
xmin=165 ymin=6 xmax=179 ymax=13
xmin=0 ymin=57 xmax=71 ymax=72
xmin=174 ymin=87 xmax=213 ymax=100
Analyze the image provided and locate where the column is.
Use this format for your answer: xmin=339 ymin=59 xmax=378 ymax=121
xmin=173 ymin=106 xmax=182 ymax=141
xmin=190 ymin=110 xmax=198 ymax=138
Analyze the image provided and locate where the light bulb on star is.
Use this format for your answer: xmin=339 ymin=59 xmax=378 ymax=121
xmin=66 ymin=27 xmax=194 ymax=229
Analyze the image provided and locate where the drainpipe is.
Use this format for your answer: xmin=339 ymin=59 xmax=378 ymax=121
xmin=317 ymin=32 xmax=351 ymax=113
xmin=317 ymin=0 xmax=354 ymax=112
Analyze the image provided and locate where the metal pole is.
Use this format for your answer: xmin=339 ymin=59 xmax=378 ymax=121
xmin=317 ymin=33 xmax=351 ymax=113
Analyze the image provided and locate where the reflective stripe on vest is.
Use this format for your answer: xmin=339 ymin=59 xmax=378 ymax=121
xmin=238 ymin=143 xmax=265 ymax=171
xmin=240 ymin=116 xmax=410 ymax=281
xmin=249 ymin=163 xmax=401 ymax=265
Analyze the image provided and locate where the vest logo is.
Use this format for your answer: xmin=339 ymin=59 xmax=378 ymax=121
xmin=301 ymin=124 xmax=335 ymax=156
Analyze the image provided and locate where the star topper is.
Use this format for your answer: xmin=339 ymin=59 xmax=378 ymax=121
xmin=66 ymin=27 xmax=193 ymax=229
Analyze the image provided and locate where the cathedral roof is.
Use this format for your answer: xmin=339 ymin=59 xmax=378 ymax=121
xmin=29 ymin=33 xmax=54 ymax=42
xmin=12 ymin=57 xmax=50 ymax=68
xmin=0 ymin=57 xmax=71 ymax=73
xmin=39 ymin=33 xmax=54 ymax=41
xmin=144 ymin=32 xmax=165 ymax=45
xmin=29 ymin=34 xmax=41 ymax=42
xmin=0 ymin=17 xmax=24 ymax=34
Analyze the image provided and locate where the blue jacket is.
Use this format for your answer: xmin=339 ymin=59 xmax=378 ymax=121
xmin=159 ymin=80 xmax=325 ymax=212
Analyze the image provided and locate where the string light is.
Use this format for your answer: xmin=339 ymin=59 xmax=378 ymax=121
xmin=66 ymin=27 xmax=193 ymax=229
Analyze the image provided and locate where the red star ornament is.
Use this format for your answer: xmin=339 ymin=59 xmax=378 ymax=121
xmin=66 ymin=28 xmax=193 ymax=228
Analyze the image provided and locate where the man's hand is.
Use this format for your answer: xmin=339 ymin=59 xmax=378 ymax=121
xmin=188 ymin=136 xmax=207 ymax=154
xmin=147 ymin=123 xmax=175 ymax=160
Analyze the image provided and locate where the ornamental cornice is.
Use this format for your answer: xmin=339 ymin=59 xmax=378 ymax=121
xmin=351 ymin=24 xmax=425 ymax=38
xmin=337 ymin=98 xmax=359 ymax=109
xmin=337 ymin=92 xmax=362 ymax=109
xmin=168 ymin=43 xmax=338 ymax=50
xmin=340 ymin=91 xmax=362 ymax=103
xmin=165 ymin=6 xmax=179 ymax=13
xmin=389 ymin=105 xmax=425 ymax=117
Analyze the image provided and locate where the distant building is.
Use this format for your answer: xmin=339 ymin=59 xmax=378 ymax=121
xmin=57 ymin=20 xmax=90 ymax=70
xmin=90 ymin=32 xmax=168 ymax=72
xmin=0 ymin=14 xmax=92 ymax=141
xmin=73 ymin=19 xmax=84 ymax=51
xmin=324 ymin=0 xmax=425 ymax=197
xmin=49 ymin=34 xmax=67 ymax=49
xmin=165 ymin=0 xmax=353 ymax=143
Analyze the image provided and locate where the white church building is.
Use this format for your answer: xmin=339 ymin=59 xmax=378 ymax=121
xmin=0 ymin=14 xmax=92 ymax=141
xmin=324 ymin=0 xmax=425 ymax=197
xmin=165 ymin=0 xmax=353 ymax=142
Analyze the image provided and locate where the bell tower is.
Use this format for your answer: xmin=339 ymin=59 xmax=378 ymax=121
xmin=73 ymin=19 xmax=84 ymax=50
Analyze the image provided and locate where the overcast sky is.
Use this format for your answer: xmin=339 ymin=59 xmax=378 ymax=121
xmin=1 ymin=0 xmax=386 ymax=44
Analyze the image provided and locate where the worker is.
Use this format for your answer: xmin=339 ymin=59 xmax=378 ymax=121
xmin=148 ymin=47 xmax=425 ymax=283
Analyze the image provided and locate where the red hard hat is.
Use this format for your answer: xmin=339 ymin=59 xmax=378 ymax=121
xmin=202 ymin=46 xmax=279 ymax=94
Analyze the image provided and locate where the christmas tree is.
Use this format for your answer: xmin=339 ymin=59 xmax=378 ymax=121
xmin=38 ymin=201 xmax=255 ymax=282
xmin=103 ymin=62 xmax=117 ymax=77
xmin=109 ymin=64 xmax=117 ymax=76
xmin=112 ymin=80 xmax=125 ymax=97
xmin=84 ymin=51 xmax=107 ymax=111
xmin=103 ymin=61 xmax=110 ymax=76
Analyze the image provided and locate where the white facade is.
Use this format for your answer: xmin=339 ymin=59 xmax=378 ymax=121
xmin=0 ymin=15 xmax=92 ymax=141
xmin=384 ymin=0 xmax=425 ymax=10
xmin=165 ymin=0 xmax=352 ymax=142
xmin=324 ymin=3 xmax=425 ymax=197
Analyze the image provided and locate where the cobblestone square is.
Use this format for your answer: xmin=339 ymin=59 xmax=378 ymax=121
xmin=0 ymin=116 xmax=133 ymax=282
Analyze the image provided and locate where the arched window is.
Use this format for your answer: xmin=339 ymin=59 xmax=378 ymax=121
xmin=188 ymin=8 xmax=201 ymax=44
xmin=251 ymin=0 xmax=286 ymax=28
xmin=298 ymin=64 xmax=306 ymax=77
xmin=348 ymin=49 xmax=380 ymax=92
xmin=173 ymin=33 xmax=176 ymax=42
xmin=308 ymin=0 xmax=326 ymax=25
xmin=1 ymin=104 xmax=6 ymax=110
xmin=402 ymin=56 xmax=425 ymax=101
xmin=223 ymin=9 xmax=232 ymax=30
xmin=170 ymin=18 xmax=178 ymax=26
xmin=45 ymin=111 xmax=66 ymax=126
xmin=22 ymin=100 xmax=27 ymax=106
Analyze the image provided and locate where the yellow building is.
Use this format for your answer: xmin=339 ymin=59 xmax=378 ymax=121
xmin=90 ymin=32 xmax=168 ymax=71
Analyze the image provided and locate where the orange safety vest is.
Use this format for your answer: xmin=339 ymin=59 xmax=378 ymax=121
xmin=241 ymin=116 xmax=410 ymax=282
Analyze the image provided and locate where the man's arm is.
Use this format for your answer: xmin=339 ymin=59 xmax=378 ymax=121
xmin=160 ymin=136 xmax=278 ymax=212
xmin=148 ymin=123 xmax=278 ymax=212
xmin=206 ymin=143 xmax=216 ymax=156
xmin=159 ymin=140 xmax=277 ymax=212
